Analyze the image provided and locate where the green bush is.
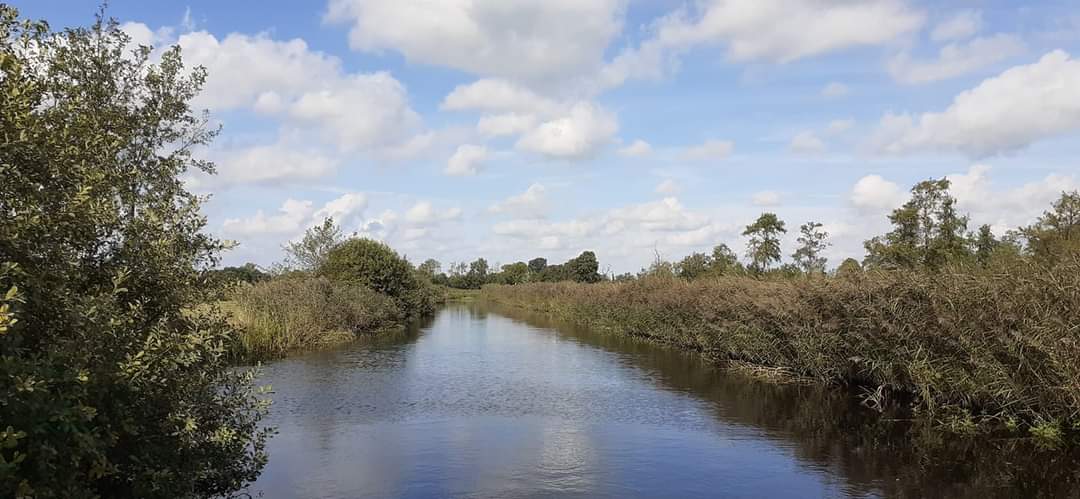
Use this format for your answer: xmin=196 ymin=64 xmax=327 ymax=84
xmin=0 ymin=9 xmax=267 ymax=497
xmin=318 ymin=238 xmax=438 ymax=317
xmin=228 ymin=277 xmax=401 ymax=359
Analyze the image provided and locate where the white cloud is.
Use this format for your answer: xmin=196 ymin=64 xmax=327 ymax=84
xmin=477 ymin=113 xmax=537 ymax=137
xmin=850 ymin=175 xmax=905 ymax=213
xmin=619 ymin=139 xmax=653 ymax=157
xmin=655 ymin=178 xmax=680 ymax=195
xmin=211 ymin=142 xmax=339 ymax=186
xmin=826 ymin=119 xmax=855 ymax=135
xmin=446 ymin=144 xmax=489 ymax=176
xmin=821 ymin=82 xmax=850 ymax=98
xmin=175 ymin=30 xmax=342 ymax=111
xmin=222 ymin=199 xmax=316 ymax=236
xmin=405 ymin=201 xmax=463 ymax=226
xmin=324 ymin=0 xmax=624 ymax=84
xmin=314 ymin=193 xmax=369 ymax=227
xmin=223 ymin=194 xmax=368 ymax=237
xmin=680 ymin=139 xmax=734 ymax=161
xmin=752 ymin=191 xmax=781 ymax=206
xmin=601 ymin=0 xmax=922 ymax=90
xmin=945 ymin=164 xmax=1079 ymax=230
xmin=516 ymin=102 xmax=618 ymax=159
xmin=489 ymin=183 xmax=548 ymax=218
xmin=442 ymin=79 xmax=559 ymax=115
xmin=607 ymin=197 xmax=709 ymax=232
xmin=888 ymin=34 xmax=1025 ymax=84
xmin=873 ymin=50 xmax=1080 ymax=157
xmin=789 ymin=131 xmax=826 ymax=154
xmin=931 ymin=10 xmax=982 ymax=42
xmin=287 ymin=72 xmax=421 ymax=151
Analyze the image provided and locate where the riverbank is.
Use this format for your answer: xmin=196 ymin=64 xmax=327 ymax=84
xmin=480 ymin=261 xmax=1080 ymax=442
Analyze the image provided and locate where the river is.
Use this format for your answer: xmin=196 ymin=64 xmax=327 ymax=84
xmin=250 ymin=302 xmax=1080 ymax=498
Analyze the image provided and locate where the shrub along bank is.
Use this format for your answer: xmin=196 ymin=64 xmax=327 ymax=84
xmin=481 ymin=260 xmax=1080 ymax=439
xmin=226 ymin=237 xmax=443 ymax=360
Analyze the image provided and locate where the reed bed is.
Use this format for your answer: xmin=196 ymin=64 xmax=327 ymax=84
xmin=481 ymin=259 xmax=1080 ymax=435
xmin=227 ymin=276 xmax=402 ymax=359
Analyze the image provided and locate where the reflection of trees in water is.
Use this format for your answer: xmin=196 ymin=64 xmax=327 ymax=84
xmin=486 ymin=302 xmax=1080 ymax=499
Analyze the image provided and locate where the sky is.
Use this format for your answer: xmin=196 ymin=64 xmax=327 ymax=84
xmin=14 ymin=0 xmax=1080 ymax=273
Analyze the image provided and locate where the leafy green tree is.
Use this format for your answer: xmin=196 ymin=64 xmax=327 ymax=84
xmin=527 ymin=257 xmax=547 ymax=276
xmin=284 ymin=217 xmax=343 ymax=271
xmin=864 ymin=179 xmax=970 ymax=269
xmin=792 ymin=221 xmax=830 ymax=274
xmin=210 ymin=263 xmax=269 ymax=285
xmin=676 ymin=252 xmax=712 ymax=280
xmin=973 ymin=224 xmax=999 ymax=266
xmin=710 ymin=244 xmax=742 ymax=275
xmin=567 ymin=251 xmax=602 ymax=283
xmin=1021 ymin=191 xmax=1080 ymax=265
xmin=417 ymin=258 xmax=442 ymax=279
xmin=0 ymin=8 xmax=268 ymax=497
xmin=743 ymin=213 xmax=787 ymax=273
xmin=835 ymin=258 xmax=862 ymax=277
xmin=496 ymin=262 xmax=529 ymax=285
xmin=318 ymin=238 xmax=435 ymax=315
xmin=466 ymin=258 xmax=489 ymax=288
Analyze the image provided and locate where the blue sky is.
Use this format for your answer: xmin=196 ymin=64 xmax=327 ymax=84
xmin=15 ymin=0 xmax=1080 ymax=272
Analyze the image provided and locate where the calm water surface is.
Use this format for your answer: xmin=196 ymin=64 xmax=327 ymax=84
xmin=251 ymin=303 xmax=1080 ymax=498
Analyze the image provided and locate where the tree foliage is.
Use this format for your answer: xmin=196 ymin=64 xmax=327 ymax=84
xmin=318 ymin=238 xmax=436 ymax=316
xmin=743 ymin=213 xmax=787 ymax=273
xmin=0 ymin=8 xmax=268 ymax=497
xmin=283 ymin=217 xmax=344 ymax=272
xmin=1022 ymin=191 xmax=1080 ymax=265
xmin=792 ymin=221 xmax=830 ymax=274
xmin=864 ymin=179 xmax=969 ymax=269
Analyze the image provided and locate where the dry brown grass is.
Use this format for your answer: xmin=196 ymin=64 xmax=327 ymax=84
xmin=481 ymin=259 xmax=1080 ymax=434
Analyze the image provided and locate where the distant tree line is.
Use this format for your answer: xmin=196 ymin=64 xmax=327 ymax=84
xmin=416 ymin=251 xmax=602 ymax=289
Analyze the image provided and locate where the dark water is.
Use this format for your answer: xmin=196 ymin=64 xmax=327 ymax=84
xmin=251 ymin=303 xmax=1080 ymax=499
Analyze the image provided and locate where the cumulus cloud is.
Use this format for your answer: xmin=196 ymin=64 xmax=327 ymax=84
xmin=123 ymin=24 xmax=426 ymax=157
xmin=172 ymin=30 xmax=341 ymax=111
xmin=476 ymin=113 xmax=537 ymax=137
xmin=222 ymin=193 xmax=368 ymax=237
xmin=445 ymin=144 xmax=489 ymax=176
xmin=441 ymin=79 xmax=559 ymax=115
xmin=789 ymin=131 xmax=826 ymax=154
xmin=872 ymin=50 xmax=1080 ymax=157
xmin=680 ymin=139 xmax=734 ymax=161
xmin=489 ymin=183 xmax=548 ymax=219
xmin=619 ymin=139 xmax=653 ymax=157
xmin=888 ymin=34 xmax=1025 ymax=84
xmin=945 ymin=164 xmax=1079 ymax=230
xmin=286 ymin=73 xmax=421 ymax=151
xmin=851 ymin=175 xmax=905 ymax=213
xmin=324 ymin=0 xmax=624 ymax=84
xmin=607 ymin=197 xmax=710 ymax=232
xmin=516 ymin=102 xmax=618 ymax=159
xmin=208 ymin=142 xmax=339 ymax=186
xmin=405 ymin=201 xmax=463 ymax=226
xmin=599 ymin=0 xmax=922 ymax=89
xmin=655 ymin=179 xmax=680 ymax=195
xmin=826 ymin=119 xmax=855 ymax=135
xmin=752 ymin=191 xmax=781 ymax=206
xmin=821 ymin=82 xmax=850 ymax=98
xmin=931 ymin=10 xmax=982 ymax=42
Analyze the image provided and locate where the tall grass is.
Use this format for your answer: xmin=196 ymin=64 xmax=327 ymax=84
xmin=227 ymin=277 xmax=402 ymax=359
xmin=481 ymin=259 xmax=1080 ymax=435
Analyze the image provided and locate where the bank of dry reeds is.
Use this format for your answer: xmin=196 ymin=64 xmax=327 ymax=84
xmin=482 ymin=259 xmax=1080 ymax=435
xmin=227 ymin=276 xmax=402 ymax=359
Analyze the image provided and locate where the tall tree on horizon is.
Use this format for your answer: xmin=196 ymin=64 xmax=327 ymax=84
xmin=743 ymin=213 xmax=787 ymax=273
